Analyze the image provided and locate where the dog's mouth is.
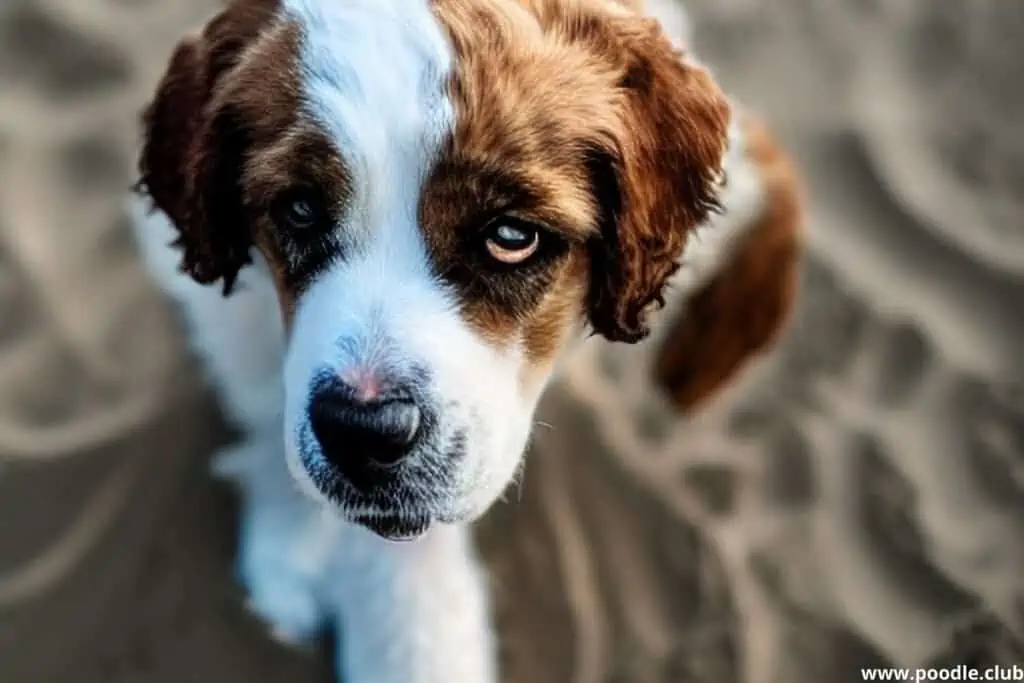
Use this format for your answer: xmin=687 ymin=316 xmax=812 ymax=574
xmin=352 ymin=513 xmax=432 ymax=542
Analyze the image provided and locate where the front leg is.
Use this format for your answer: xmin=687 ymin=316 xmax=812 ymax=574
xmin=328 ymin=524 xmax=498 ymax=683
xmin=213 ymin=435 xmax=336 ymax=646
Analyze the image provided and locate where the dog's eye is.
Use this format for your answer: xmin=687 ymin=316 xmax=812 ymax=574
xmin=483 ymin=218 xmax=541 ymax=265
xmin=272 ymin=189 xmax=328 ymax=232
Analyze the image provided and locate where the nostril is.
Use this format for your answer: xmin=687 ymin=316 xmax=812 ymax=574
xmin=373 ymin=400 xmax=421 ymax=449
xmin=309 ymin=390 xmax=423 ymax=468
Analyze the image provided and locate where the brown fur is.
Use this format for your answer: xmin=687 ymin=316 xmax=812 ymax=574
xmin=139 ymin=0 xmax=733 ymax=389
xmin=653 ymin=118 xmax=804 ymax=412
xmin=427 ymin=0 xmax=731 ymax=386
xmin=137 ymin=0 xmax=305 ymax=296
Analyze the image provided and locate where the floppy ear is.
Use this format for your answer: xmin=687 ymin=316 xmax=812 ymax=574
xmin=654 ymin=119 xmax=803 ymax=412
xmin=586 ymin=17 xmax=731 ymax=343
xmin=136 ymin=4 xmax=271 ymax=293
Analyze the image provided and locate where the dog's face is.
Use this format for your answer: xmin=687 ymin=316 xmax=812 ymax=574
xmin=138 ymin=0 xmax=729 ymax=540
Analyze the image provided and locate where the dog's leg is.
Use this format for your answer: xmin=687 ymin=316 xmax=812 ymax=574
xmin=215 ymin=434 xmax=337 ymax=646
xmin=130 ymin=201 xmax=496 ymax=675
xmin=328 ymin=524 xmax=497 ymax=683
xmin=128 ymin=199 xmax=333 ymax=645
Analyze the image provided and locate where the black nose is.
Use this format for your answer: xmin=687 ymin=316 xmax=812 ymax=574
xmin=309 ymin=388 xmax=423 ymax=469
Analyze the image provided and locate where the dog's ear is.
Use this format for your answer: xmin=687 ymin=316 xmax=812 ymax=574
xmin=586 ymin=17 xmax=731 ymax=343
xmin=654 ymin=120 xmax=803 ymax=412
xmin=137 ymin=3 xmax=272 ymax=293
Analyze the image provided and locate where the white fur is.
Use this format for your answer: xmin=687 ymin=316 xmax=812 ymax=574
xmin=128 ymin=2 xmax=767 ymax=683
xmin=126 ymin=200 xmax=285 ymax=435
xmin=279 ymin=0 xmax=537 ymax=526
xmin=129 ymin=203 xmax=500 ymax=683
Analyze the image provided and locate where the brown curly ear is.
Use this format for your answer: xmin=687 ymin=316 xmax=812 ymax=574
xmin=587 ymin=18 xmax=730 ymax=343
xmin=654 ymin=119 xmax=803 ymax=411
xmin=136 ymin=2 xmax=275 ymax=293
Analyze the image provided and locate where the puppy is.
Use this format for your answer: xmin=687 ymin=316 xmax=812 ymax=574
xmin=129 ymin=0 xmax=802 ymax=681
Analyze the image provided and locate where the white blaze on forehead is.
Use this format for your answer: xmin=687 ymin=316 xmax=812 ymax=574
xmin=276 ymin=0 xmax=546 ymax=523
xmin=280 ymin=0 xmax=465 ymax=373
xmin=283 ymin=0 xmax=455 ymax=229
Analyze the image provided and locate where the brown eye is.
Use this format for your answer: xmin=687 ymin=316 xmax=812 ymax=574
xmin=272 ymin=189 xmax=328 ymax=232
xmin=483 ymin=218 xmax=540 ymax=265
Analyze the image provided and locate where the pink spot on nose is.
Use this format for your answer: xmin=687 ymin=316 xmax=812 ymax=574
xmin=339 ymin=366 xmax=383 ymax=402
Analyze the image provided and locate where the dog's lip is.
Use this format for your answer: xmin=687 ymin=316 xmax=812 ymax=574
xmin=352 ymin=513 xmax=432 ymax=542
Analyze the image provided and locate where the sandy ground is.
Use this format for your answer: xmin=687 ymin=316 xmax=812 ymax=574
xmin=1 ymin=1 xmax=1022 ymax=681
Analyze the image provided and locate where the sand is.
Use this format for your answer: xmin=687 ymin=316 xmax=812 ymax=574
xmin=1 ymin=1 xmax=1022 ymax=681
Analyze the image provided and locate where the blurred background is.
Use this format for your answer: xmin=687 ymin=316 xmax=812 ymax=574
xmin=0 ymin=0 xmax=1022 ymax=681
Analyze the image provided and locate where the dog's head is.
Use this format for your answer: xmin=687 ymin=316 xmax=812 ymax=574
xmin=138 ymin=0 xmax=730 ymax=540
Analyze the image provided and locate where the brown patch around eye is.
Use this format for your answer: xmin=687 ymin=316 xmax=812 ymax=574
xmin=176 ymin=11 xmax=352 ymax=323
xmin=418 ymin=153 xmax=585 ymax=352
xmin=422 ymin=0 xmax=635 ymax=382
xmin=520 ymin=253 xmax=589 ymax=365
xmin=244 ymin=126 xmax=351 ymax=215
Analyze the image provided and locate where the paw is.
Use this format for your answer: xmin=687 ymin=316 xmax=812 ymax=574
xmin=234 ymin=500 xmax=334 ymax=647
xmin=237 ymin=534 xmax=329 ymax=647
xmin=214 ymin=436 xmax=335 ymax=647
xmin=241 ymin=574 xmax=326 ymax=648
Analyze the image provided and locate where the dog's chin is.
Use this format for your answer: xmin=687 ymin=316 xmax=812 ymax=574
xmin=351 ymin=512 xmax=433 ymax=542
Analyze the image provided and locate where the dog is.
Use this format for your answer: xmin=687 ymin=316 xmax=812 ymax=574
xmin=128 ymin=0 xmax=803 ymax=680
